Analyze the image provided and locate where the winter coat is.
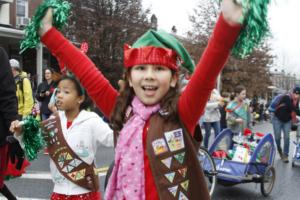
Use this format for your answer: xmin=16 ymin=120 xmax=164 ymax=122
xmin=14 ymin=72 xmax=34 ymax=118
xmin=0 ymin=47 xmax=19 ymax=146
xmin=36 ymin=80 xmax=56 ymax=115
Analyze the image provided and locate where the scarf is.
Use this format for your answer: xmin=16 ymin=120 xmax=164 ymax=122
xmin=105 ymin=96 xmax=160 ymax=200
xmin=226 ymin=101 xmax=248 ymax=120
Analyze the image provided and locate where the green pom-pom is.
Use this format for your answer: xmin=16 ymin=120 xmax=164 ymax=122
xmin=232 ymin=0 xmax=271 ymax=58
xmin=21 ymin=115 xmax=45 ymax=161
xmin=20 ymin=0 xmax=71 ymax=53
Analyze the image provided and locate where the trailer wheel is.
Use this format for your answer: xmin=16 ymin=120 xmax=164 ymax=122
xmin=198 ymin=147 xmax=217 ymax=197
xmin=260 ymin=166 xmax=275 ymax=197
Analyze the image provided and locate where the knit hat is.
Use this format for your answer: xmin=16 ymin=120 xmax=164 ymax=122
xmin=124 ymin=29 xmax=195 ymax=73
xmin=293 ymin=86 xmax=300 ymax=94
xmin=9 ymin=59 xmax=20 ymax=69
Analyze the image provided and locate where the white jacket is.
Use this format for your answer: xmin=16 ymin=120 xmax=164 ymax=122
xmin=51 ymin=110 xmax=113 ymax=195
xmin=203 ymin=100 xmax=221 ymax=123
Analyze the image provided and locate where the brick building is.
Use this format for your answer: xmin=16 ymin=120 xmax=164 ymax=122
xmin=269 ymin=68 xmax=300 ymax=95
xmin=0 ymin=0 xmax=54 ymax=84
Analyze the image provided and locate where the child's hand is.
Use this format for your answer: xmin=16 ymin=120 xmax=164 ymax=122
xmin=45 ymin=91 xmax=50 ymax=96
xmin=221 ymin=0 xmax=243 ymax=25
xmin=236 ymin=118 xmax=243 ymax=124
xmin=38 ymin=8 xmax=53 ymax=36
xmin=9 ymin=120 xmax=23 ymax=136
xmin=218 ymin=100 xmax=225 ymax=107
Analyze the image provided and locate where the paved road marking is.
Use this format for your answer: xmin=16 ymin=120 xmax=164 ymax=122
xmin=21 ymin=166 xmax=108 ymax=180
xmin=0 ymin=167 xmax=109 ymax=200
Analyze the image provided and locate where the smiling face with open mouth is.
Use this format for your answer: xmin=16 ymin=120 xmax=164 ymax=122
xmin=128 ymin=64 xmax=178 ymax=106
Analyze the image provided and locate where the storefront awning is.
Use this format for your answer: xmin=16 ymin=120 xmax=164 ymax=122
xmin=0 ymin=26 xmax=24 ymax=39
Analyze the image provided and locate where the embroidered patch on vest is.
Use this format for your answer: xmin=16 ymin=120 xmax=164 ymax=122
xmin=180 ymin=180 xmax=189 ymax=191
xmin=152 ymin=138 xmax=169 ymax=155
xmin=179 ymin=191 xmax=189 ymax=200
xmin=58 ymin=161 xmax=64 ymax=168
xmin=168 ymin=185 xmax=178 ymax=197
xmin=161 ymin=157 xmax=172 ymax=169
xmin=48 ymin=132 xmax=58 ymax=145
xmin=49 ymin=130 xmax=55 ymax=137
xmin=165 ymin=172 xmax=176 ymax=183
xmin=164 ymin=129 xmax=185 ymax=152
xmin=58 ymin=152 xmax=73 ymax=168
xmin=177 ymin=167 xmax=187 ymax=178
xmin=62 ymin=165 xmax=74 ymax=173
xmin=68 ymin=169 xmax=86 ymax=181
xmin=174 ymin=152 xmax=185 ymax=164
xmin=68 ymin=158 xmax=82 ymax=168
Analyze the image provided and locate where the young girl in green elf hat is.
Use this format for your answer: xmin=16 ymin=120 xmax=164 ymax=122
xmin=36 ymin=0 xmax=257 ymax=199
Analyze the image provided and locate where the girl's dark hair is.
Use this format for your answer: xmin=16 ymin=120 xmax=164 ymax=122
xmin=110 ymin=69 xmax=180 ymax=132
xmin=58 ymin=76 xmax=91 ymax=110
xmin=234 ymin=85 xmax=246 ymax=96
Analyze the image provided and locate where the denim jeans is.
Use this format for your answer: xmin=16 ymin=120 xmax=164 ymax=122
xmin=272 ymin=115 xmax=291 ymax=156
xmin=203 ymin=121 xmax=220 ymax=148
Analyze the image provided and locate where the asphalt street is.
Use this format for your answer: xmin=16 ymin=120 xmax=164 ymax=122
xmin=1 ymin=121 xmax=300 ymax=200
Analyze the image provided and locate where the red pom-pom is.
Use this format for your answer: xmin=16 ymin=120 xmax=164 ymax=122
xmin=5 ymin=157 xmax=30 ymax=177
xmin=244 ymin=128 xmax=252 ymax=136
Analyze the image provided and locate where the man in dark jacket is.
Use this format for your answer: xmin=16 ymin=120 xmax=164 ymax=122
xmin=0 ymin=47 xmax=19 ymax=200
xmin=271 ymin=86 xmax=300 ymax=163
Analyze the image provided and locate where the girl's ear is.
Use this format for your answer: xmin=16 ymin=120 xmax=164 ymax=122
xmin=78 ymin=95 xmax=85 ymax=104
xmin=170 ymin=73 xmax=179 ymax=88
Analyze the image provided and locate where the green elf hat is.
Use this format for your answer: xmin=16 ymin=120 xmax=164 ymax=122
xmin=124 ymin=29 xmax=195 ymax=73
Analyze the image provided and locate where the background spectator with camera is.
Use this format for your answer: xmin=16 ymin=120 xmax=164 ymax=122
xmin=36 ymin=67 xmax=57 ymax=121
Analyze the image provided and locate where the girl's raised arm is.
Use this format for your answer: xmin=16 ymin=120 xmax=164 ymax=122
xmin=178 ymin=0 xmax=243 ymax=134
xmin=39 ymin=9 xmax=118 ymax=118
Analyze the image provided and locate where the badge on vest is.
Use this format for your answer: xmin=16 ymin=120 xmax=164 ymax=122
xmin=164 ymin=129 xmax=185 ymax=152
xmin=161 ymin=157 xmax=172 ymax=169
xmin=152 ymin=138 xmax=168 ymax=155
xmin=164 ymin=172 xmax=176 ymax=183
xmin=179 ymin=191 xmax=189 ymax=200
xmin=178 ymin=167 xmax=187 ymax=178
xmin=168 ymin=185 xmax=178 ymax=197
xmin=174 ymin=152 xmax=185 ymax=164
xmin=180 ymin=180 xmax=189 ymax=191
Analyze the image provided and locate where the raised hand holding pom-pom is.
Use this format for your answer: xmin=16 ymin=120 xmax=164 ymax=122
xmin=38 ymin=8 xmax=53 ymax=37
xmin=221 ymin=0 xmax=243 ymax=26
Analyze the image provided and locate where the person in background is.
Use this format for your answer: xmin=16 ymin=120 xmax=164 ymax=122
xmin=47 ymin=70 xmax=63 ymax=114
xmin=219 ymin=91 xmax=230 ymax=131
xmin=202 ymin=89 xmax=224 ymax=148
xmin=10 ymin=59 xmax=34 ymax=119
xmin=36 ymin=68 xmax=58 ymax=154
xmin=226 ymin=85 xmax=251 ymax=134
xmin=0 ymin=48 xmax=23 ymax=200
xmin=36 ymin=67 xmax=57 ymax=121
xmin=271 ymin=86 xmax=300 ymax=163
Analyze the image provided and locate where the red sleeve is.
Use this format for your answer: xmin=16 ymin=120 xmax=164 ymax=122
xmin=41 ymin=28 xmax=118 ymax=118
xmin=178 ymin=14 xmax=242 ymax=134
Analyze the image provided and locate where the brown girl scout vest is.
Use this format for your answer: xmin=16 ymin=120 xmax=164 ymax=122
xmin=146 ymin=113 xmax=210 ymax=200
xmin=41 ymin=113 xmax=99 ymax=191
